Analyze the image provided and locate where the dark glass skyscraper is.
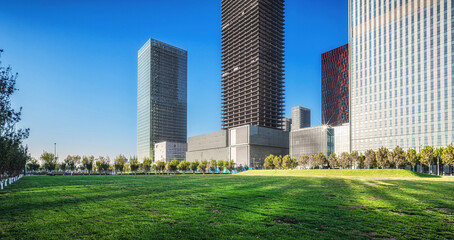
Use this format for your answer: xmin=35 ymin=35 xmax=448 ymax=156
xmin=221 ymin=0 xmax=285 ymax=130
xmin=321 ymin=44 xmax=349 ymax=126
xmin=137 ymin=38 xmax=187 ymax=161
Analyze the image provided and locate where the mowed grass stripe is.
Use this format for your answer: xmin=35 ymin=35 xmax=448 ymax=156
xmin=0 ymin=173 xmax=453 ymax=239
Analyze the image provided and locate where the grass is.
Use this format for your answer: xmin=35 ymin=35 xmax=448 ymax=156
xmin=238 ymin=169 xmax=442 ymax=179
xmin=0 ymin=170 xmax=453 ymax=239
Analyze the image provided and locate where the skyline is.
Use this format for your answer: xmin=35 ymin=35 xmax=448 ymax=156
xmin=0 ymin=0 xmax=348 ymax=160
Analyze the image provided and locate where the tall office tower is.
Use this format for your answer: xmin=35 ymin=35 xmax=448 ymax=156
xmin=137 ymin=38 xmax=187 ymax=161
xmin=221 ymin=0 xmax=285 ymax=130
xmin=322 ymin=44 xmax=349 ymax=126
xmin=292 ymin=106 xmax=311 ymax=131
xmin=350 ymin=0 xmax=453 ymax=152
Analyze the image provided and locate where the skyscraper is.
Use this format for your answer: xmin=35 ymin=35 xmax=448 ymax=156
xmin=221 ymin=0 xmax=285 ymax=130
xmin=349 ymin=0 xmax=453 ymax=151
xmin=137 ymin=38 xmax=187 ymax=161
xmin=292 ymin=106 xmax=311 ymax=131
xmin=321 ymin=44 xmax=349 ymax=126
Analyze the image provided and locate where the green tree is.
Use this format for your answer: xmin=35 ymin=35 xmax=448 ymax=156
xmin=388 ymin=146 xmax=405 ymax=169
xmin=263 ymin=154 xmax=275 ymax=169
xmin=225 ymin=160 xmax=234 ymax=173
xmin=189 ymin=161 xmax=199 ymax=174
xmin=314 ymin=152 xmax=327 ymax=169
xmin=155 ymin=161 xmax=166 ymax=174
xmin=143 ymin=157 xmax=152 ymax=174
xmin=420 ymin=146 xmax=434 ymax=174
xmin=26 ymin=158 xmax=40 ymax=172
xmin=406 ymin=149 xmax=419 ymax=172
xmin=298 ymin=154 xmax=309 ymax=169
xmin=59 ymin=161 xmax=67 ymax=172
xmin=41 ymin=152 xmax=57 ymax=172
xmin=209 ymin=159 xmax=217 ymax=174
xmin=114 ymin=155 xmax=126 ymax=174
xmin=350 ymin=151 xmax=360 ymax=169
xmin=338 ymin=152 xmax=351 ymax=169
xmin=376 ymin=147 xmax=390 ymax=169
xmin=442 ymin=144 xmax=454 ymax=176
xmin=0 ymin=50 xmax=30 ymax=179
xmin=177 ymin=160 xmax=189 ymax=173
xmin=86 ymin=156 xmax=94 ymax=174
xmin=328 ymin=153 xmax=338 ymax=169
xmin=282 ymin=155 xmax=294 ymax=169
xmin=166 ymin=159 xmax=179 ymax=174
xmin=273 ymin=155 xmax=283 ymax=169
xmin=218 ymin=160 xmax=225 ymax=174
xmin=434 ymin=147 xmax=443 ymax=176
xmin=130 ymin=156 xmax=139 ymax=174
xmin=364 ymin=149 xmax=376 ymax=169
xmin=198 ymin=160 xmax=208 ymax=174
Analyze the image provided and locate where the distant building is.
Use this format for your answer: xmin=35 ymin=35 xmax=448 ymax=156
xmin=290 ymin=126 xmax=334 ymax=160
xmin=321 ymin=44 xmax=349 ymax=126
xmin=186 ymin=125 xmax=289 ymax=168
xmin=292 ymin=106 xmax=310 ymax=131
xmin=221 ymin=0 xmax=285 ymax=130
xmin=154 ymin=142 xmax=187 ymax=162
xmin=137 ymin=38 xmax=187 ymax=161
xmin=280 ymin=118 xmax=292 ymax=132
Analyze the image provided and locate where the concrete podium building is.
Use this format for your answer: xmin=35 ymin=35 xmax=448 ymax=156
xmin=186 ymin=125 xmax=289 ymax=167
xmin=137 ymin=38 xmax=187 ymax=161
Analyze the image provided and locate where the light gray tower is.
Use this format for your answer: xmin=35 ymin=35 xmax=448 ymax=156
xmin=137 ymin=38 xmax=187 ymax=161
xmin=350 ymin=0 xmax=454 ymax=152
xmin=292 ymin=106 xmax=311 ymax=131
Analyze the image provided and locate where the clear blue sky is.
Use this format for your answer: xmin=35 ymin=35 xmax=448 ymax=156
xmin=0 ymin=0 xmax=348 ymax=160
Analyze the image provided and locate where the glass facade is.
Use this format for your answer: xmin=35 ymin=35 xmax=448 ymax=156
xmin=350 ymin=0 xmax=453 ymax=152
xmin=137 ymin=39 xmax=187 ymax=161
xmin=290 ymin=126 xmax=334 ymax=159
xmin=322 ymin=44 xmax=349 ymax=126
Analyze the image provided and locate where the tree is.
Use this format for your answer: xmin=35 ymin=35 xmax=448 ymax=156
xmin=143 ymin=157 xmax=152 ymax=174
xmin=308 ymin=154 xmax=317 ymax=169
xmin=263 ymin=155 xmax=275 ymax=169
xmin=442 ymin=144 xmax=454 ymax=176
xmin=189 ymin=161 xmax=199 ymax=174
xmin=41 ymin=152 xmax=57 ymax=172
xmin=225 ymin=160 xmax=234 ymax=173
xmin=328 ymin=153 xmax=338 ymax=169
xmin=388 ymin=146 xmax=405 ymax=169
xmin=177 ymin=160 xmax=188 ymax=173
xmin=434 ymin=147 xmax=443 ymax=176
xmin=364 ymin=149 xmax=376 ymax=169
xmin=350 ymin=151 xmax=360 ymax=169
xmin=420 ymin=146 xmax=434 ymax=174
xmin=130 ymin=156 xmax=139 ymax=174
xmin=282 ymin=155 xmax=294 ymax=169
xmin=273 ymin=155 xmax=283 ymax=169
xmin=209 ymin=159 xmax=217 ymax=174
xmin=155 ymin=161 xmax=166 ymax=174
xmin=26 ymin=158 xmax=40 ymax=172
xmin=59 ymin=161 xmax=67 ymax=172
xmin=86 ymin=156 xmax=94 ymax=174
xmin=298 ymin=154 xmax=309 ymax=169
xmin=96 ymin=156 xmax=110 ymax=174
xmin=338 ymin=152 xmax=351 ymax=169
xmin=114 ymin=155 xmax=126 ymax=174
xmin=166 ymin=159 xmax=179 ymax=174
xmin=314 ymin=152 xmax=327 ymax=169
xmin=0 ymin=50 xmax=30 ymax=179
xmin=376 ymin=147 xmax=390 ymax=169
xmin=198 ymin=160 xmax=208 ymax=174
xmin=406 ymin=149 xmax=419 ymax=172
xmin=218 ymin=160 xmax=225 ymax=174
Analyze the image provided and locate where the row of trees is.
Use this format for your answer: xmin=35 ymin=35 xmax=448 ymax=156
xmin=31 ymin=154 xmax=241 ymax=175
xmin=0 ymin=50 xmax=30 ymax=180
xmin=262 ymin=145 xmax=454 ymax=175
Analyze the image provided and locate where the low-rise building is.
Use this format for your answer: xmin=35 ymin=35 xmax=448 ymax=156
xmin=290 ymin=125 xmax=334 ymax=160
xmin=154 ymin=141 xmax=187 ymax=162
xmin=186 ymin=125 xmax=289 ymax=168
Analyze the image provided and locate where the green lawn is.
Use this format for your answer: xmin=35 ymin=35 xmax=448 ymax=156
xmin=1 ymin=171 xmax=453 ymax=239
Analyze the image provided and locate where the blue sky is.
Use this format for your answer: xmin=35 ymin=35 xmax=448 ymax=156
xmin=0 ymin=0 xmax=348 ymax=160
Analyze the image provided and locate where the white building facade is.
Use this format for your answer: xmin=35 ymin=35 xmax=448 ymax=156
xmin=155 ymin=141 xmax=187 ymax=162
xmin=350 ymin=0 xmax=453 ymax=152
